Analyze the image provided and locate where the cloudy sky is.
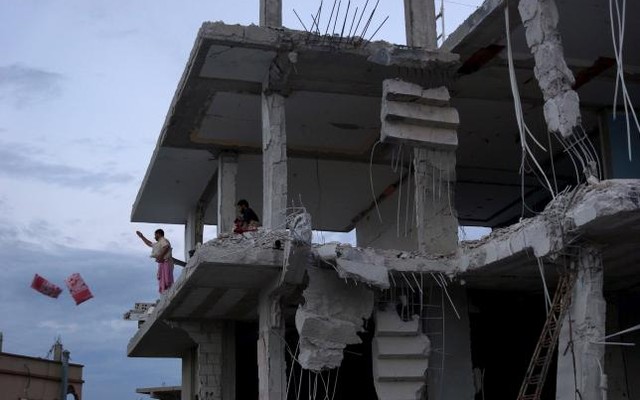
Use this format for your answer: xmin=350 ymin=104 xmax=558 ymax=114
xmin=1 ymin=1 xmax=484 ymax=398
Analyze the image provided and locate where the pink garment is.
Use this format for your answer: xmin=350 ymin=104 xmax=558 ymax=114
xmin=157 ymin=260 xmax=174 ymax=293
xmin=65 ymin=273 xmax=94 ymax=305
xmin=31 ymin=274 xmax=62 ymax=298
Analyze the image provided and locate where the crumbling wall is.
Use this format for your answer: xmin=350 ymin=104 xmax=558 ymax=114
xmin=295 ymin=267 xmax=374 ymax=371
xmin=518 ymin=0 xmax=581 ymax=138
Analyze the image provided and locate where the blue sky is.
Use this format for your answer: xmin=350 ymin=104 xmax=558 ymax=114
xmin=0 ymin=1 xmax=484 ymax=398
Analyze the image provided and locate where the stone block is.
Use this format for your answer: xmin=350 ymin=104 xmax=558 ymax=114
xmin=376 ymin=310 xmax=420 ymax=336
xmin=374 ymin=358 xmax=429 ymax=381
xmin=381 ymin=79 xmax=458 ymax=149
xmin=373 ymin=335 xmax=430 ymax=358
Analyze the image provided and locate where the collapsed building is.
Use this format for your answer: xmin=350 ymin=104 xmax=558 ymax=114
xmin=125 ymin=0 xmax=640 ymax=399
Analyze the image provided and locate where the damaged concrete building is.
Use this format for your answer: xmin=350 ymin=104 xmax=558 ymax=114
xmin=126 ymin=0 xmax=640 ymax=399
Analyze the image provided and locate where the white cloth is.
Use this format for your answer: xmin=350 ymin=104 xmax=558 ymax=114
xmin=150 ymin=237 xmax=172 ymax=261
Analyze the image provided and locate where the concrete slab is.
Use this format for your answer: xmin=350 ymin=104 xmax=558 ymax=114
xmin=127 ymin=231 xmax=287 ymax=358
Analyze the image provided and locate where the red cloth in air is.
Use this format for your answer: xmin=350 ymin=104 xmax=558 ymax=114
xmin=65 ymin=273 xmax=94 ymax=305
xmin=31 ymin=274 xmax=63 ymax=298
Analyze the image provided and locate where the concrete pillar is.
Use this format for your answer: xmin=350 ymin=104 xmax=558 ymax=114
xmin=427 ymin=285 xmax=475 ymax=400
xmin=257 ymin=289 xmax=286 ymax=400
xmin=182 ymin=348 xmax=197 ymax=400
xmin=180 ymin=321 xmax=236 ymax=400
xmin=556 ymin=247 xmax=606 ymax=400
xmin=413 ymin=148 xmax=458 ymax=254
xmin=185 ymin=207 xmax=204 ymax=260
xmin=604 ymin=297 xmax=629 ymax=399
xmin=403 ymin=0 xmax=438 ymax=49
xmin=217 ymin=153 xmax=238 ymax=236
xmin=261 ymin=92 xmax=288 ymax=230
xmin=259 ymin=0 xmax=282 ymax=27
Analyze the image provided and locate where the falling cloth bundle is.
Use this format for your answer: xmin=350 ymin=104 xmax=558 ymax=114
xmin=31 ymin=274 xmax=63 ymax=298
xmin=65 ymin=273 xmax=94 ymax=305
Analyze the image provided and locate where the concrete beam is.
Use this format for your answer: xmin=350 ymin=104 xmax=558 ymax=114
xmin=403 ymin=0 xmax=438 ymax=49
xmin=259 ymin=0 xmax=282 ymax=28
xmin=261 ymin=92 xmax=288 ymax=229
xmin=556 ymin=247 xmax=606 ymax=400
xmin=217 ymin=153 xmax=238 ymax=236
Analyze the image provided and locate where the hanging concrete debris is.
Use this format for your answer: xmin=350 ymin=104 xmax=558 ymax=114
xmin=373 ymin=309 xmax=430 ymax=400
xmin=295 ymin=267 xmax=374 ymax=371
xmin=334 ymin=245 xmax=390 ymax=289
xmin=518 ymin=0 xmax=580 ymax=138
xmin=380 ymin=79 xmax=459 ymax=149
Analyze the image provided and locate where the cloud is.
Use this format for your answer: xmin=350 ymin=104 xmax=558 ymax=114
xmin=0 ymin=142 xmax=133 ymax=189
xmin=0 ymin=63 xmax=64 ymax=108
xmin=0 ymin=239 xmax=181 ymax=399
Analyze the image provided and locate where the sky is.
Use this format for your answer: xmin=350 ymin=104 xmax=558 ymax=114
xmin=0 ymin=1 xmax=485 ymax=399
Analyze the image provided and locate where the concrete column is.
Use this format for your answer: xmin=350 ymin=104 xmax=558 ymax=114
xmin=604 ymin=297 xmax=629 ymax=399
xmin=217 ymin=153 xmax=238 ymax=236
xmin=182 ymin=348 xmax=197 ymax=400
xmin=403 ymin=0 xmax=438 ymax=49
xmin=180 ymin=321 xmax=236 ymax=400
xmin=413 ymin=148 xmax=458 ymax=254
xmin=261 ymin=92 xmax=288 ymax=230
xmin=185 ymin=207 xmax=204 ymax=259
xmin=257 ymin=289 xmax=286 ymax=400
xmin=427 ymin=286 xmax=475 ymax=400
xmin=259 ymin=0 xmax=282 ymax=27
xmin=556 ymin=247 xmax=606 ymax=400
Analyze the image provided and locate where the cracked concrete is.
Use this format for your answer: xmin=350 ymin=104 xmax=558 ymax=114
xmin=295 ymin=267 xmax=374 ymax=371
xmin=518 ymin=0 xmax=581 ymax=138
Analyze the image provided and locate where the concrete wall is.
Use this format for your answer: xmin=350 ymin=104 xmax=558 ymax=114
xmin=0 ymin=352 xmax=83 ymax=399
xmin=427 ymin=286 xmax=474 ymax=400
xmin=356 ymin=179 xmax=418 ymax=251
xmin=605 ymin=293 xmax=640 ymax=400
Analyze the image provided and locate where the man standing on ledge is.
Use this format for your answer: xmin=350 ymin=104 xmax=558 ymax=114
xmin=136 ymin=229 xmax=174 ymax=293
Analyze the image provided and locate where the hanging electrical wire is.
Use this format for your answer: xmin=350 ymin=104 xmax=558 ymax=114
xmin=609 ymin=0 xmax=640 ymax=161
xmin=504 ymin=6 xmax=557 ymax=203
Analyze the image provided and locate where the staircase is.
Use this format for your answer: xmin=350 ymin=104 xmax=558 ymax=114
xmin=516 ymin=273 xmax=576 ymax=400
xmin=373 ymin=309 xmax=431 ymax=400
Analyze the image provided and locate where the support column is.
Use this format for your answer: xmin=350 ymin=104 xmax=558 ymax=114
xmin=185 ymin=207 xmax=204 ymax=259
xmin=179 ymin=321 xmax=236 ymax=400
xmin=403 ymin=0 xmax=438 ymax=49
xmin=261 ymin=92 xmax=288 ymax=230
xmin=182 ymin=348 xmax=197 ymax=400
xmin=426 ymin=286 xmax=475 ymax=400
xmin=259 ymin=0 xmax=282 ymax=27
xmin=257 ymin=289 xmax=286 ymax=400
xmin=414 ymin=148 xmax=458 ymax=254
xmin=556 ymin=247 xmax=606 ymax=400
xmin=217 ymin=153 xmax=238 ymax=236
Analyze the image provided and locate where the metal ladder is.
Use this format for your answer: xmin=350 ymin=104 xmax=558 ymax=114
xmin=516 ymin=273 xmax=575 ymax=400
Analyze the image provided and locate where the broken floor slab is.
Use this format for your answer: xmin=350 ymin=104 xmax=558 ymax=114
xmin=317 ymin=180 xmax=640 ymax=289
xmin=127 ymin=229 xmax=293 ymax=358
